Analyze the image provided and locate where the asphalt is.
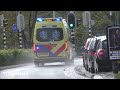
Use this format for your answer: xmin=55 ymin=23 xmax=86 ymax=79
xmin=0 ymin=63 xmax=33 ymax=71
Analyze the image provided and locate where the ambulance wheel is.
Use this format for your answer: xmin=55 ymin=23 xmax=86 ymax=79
xmin=40 ymin=62 xmax=44 ymax=67
xmin=34 ymin=61 xmax=39 ymax=67
xmin=65 ymin=60 xmax=73 ymax=65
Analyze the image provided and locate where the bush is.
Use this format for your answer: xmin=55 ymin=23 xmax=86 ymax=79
xmin=115 ymin=72 xmax=120 ymax=79
xmin=0 ymin=49 xmax=33 ymax=67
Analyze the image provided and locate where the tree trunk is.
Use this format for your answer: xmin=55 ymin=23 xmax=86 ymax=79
xmin=31 ymin=11 xmax=37 ymax=46
xmin=28 ymin=11 xmax=32 ymax=48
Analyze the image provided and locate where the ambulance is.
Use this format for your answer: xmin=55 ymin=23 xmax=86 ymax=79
xmin=33 ymin=17 xmax=74 ymax=66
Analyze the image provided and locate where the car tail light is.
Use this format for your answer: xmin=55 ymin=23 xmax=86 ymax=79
xmin=90 ymin=52 xmax=95 ymax=56
xmin=97 ymin=49 xmax=104 ymax=57
xmin=33 ymin=44 xmax=36 ymax=52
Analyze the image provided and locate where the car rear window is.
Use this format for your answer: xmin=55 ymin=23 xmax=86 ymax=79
xmin=36 ymin=28 xmax=63 ymax=42
xmin=102 ymin=40 xmax=107 ymax=49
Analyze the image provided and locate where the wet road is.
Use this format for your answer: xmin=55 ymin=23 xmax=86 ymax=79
xmin=0 ymin=57 xmax=115 ymax=79
xmin=0 ymin=62 xmax=70 ymax=79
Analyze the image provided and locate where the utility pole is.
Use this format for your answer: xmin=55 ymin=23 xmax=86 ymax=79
xmin=31 ymin=11 xmax=38 ymax=48
xmin=28 ymin=11 xmax=32 ymax=48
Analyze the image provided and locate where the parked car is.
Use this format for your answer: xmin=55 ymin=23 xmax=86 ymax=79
xmin=82 ymin=35 xmax=112 ymax=74
xmin=82 ymin=37 xmax=96 ymax=72
xmin=85 ymin=37 xmax=99 ymax=73
xmin=93 ymin=36 xmax=112 ymax=73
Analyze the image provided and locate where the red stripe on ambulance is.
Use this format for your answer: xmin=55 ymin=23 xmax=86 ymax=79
xmin=54 ymin=43 xmax=66 ymax=56
xmin=44 ymin=44 xmax=53 ymax=50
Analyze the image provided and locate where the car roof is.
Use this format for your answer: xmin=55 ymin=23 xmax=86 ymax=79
xmin=96 ymin=35 xmax=106 ymax=41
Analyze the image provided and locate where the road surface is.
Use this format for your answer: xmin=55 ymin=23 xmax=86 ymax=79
xmin=0 ymin=57 xmax=115 ymax=79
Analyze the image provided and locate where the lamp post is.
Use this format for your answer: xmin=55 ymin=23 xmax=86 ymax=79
xmin=109 ymin=11 xmax=112 ymax=25
xmin=116 ymin=11 xmax=119 ymax=25
xmin=110 ymin=11 xmax=119 ymax=25
xmin=53 ymin=11 xmax=55 ymax=18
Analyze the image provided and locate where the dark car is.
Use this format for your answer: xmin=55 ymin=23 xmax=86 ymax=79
xmin=93 ymin=36 xmax=112 ymax=73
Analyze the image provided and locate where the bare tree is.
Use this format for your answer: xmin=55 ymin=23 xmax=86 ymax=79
xmin=29 ymin=11 xmax=38 ymax=48
xmin=28 ymin=11 xmax=32 ymax=48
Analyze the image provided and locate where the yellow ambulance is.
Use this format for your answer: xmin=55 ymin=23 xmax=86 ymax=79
xmin=32 ymin=17 xmax=74 ymax=66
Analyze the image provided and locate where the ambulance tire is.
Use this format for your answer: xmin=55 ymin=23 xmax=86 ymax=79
xmin=39 ymin=62 xmax=44 ymax=67
xmin=34 ymin=61 xmax=39 ymax=67
xmin=65 ymin=59 xmax=73 ymax=66
xmin=65 ymin=48 xmax=74 ymax=65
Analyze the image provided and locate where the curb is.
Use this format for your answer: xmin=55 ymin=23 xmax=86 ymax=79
xmin=74 ymin=67 xmax=94 ymax=79
xmin=0 ymin=63 xmax=33 ymax=71
xmin=74 ymin=65 xmax=104 ymax=79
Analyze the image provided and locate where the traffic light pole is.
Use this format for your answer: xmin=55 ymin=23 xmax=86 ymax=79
xmin=88 ymin=13 xmax=91 ymax=38
xmin=1 ymin=14 xmax=7 ymax=49
xmin=3 ymin=27 xmax=7 ymax=49
xmin=18 ymin=30 xmax=23 ymax=49
xmin=17 ymin=11 xmax=23 ymax=49
xmin=82 ymin=11 xmax=92 ymax=38
xmin=88 ymin=27 xmax=92 ymax=38
xmin=71 ymin=29 xmax=75 ymax=50
xmin=67 ymin=11 xmax=76 ymax=52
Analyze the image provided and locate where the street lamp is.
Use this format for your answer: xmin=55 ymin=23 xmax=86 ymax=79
xmin=109 ymin=11 xmax=112 ymax=16
xmin=53 ymin=11 xmax=55 ymax=18
xmin=109 ymin=11 xmax=112 ymax=25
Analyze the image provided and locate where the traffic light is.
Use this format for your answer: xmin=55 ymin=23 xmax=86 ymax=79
xmin=67 ymin=12 xmax=76 ymax=30
xmin=3 ymin=19 xmax=8 ymax=27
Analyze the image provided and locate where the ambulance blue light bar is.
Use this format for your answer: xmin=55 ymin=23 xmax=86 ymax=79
xmin=36 ymin=18 xmax=44 ymax=22
xmin=54 ymin=18 xmax=62 ymax=21
xmin=36 ymin=18 xmax=62 ymax=22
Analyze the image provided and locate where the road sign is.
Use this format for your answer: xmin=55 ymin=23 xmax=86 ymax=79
xmin=17 ymin=14 xmax=25 ymax=31
xmin=106 ymin=25 xmax=120 ymax=60
xmin=82 ymin=11 xmax=91 ymax=27
xmin=0 ymin=14 xmax=4 ymax=28
xmin=91 ymin=20 xmax=95 ymax=25
xmin=12 ymin=24 xmax=17 ymax=32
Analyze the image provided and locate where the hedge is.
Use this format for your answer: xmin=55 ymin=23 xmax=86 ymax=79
xmin=0 ymin=49 xmax=33 ymax=67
